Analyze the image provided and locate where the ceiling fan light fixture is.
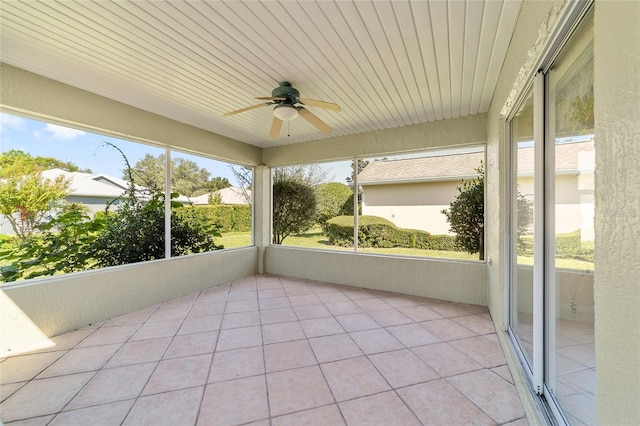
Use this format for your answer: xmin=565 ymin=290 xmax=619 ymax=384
xmin=273 ymin=104 xmax=298 ymax=121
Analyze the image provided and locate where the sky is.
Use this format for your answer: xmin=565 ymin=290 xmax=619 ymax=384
xmin=0 ymin=112 xmax=243 ymax=186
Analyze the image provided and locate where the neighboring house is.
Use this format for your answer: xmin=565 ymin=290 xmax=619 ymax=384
xmin=41 ymin=168 xmax=132 ymax=215
xmin=0 ymin=168 xmax=190 ymax=235
xmin=189 ymin=186 xmax=251 ymax=205
xmin=358 ymin=140 xmax=594 ymax=236
xmin=358 ymin=151 xmax=484 ymax=235
xmin=515 ymin=139 xmax=595 ymax=240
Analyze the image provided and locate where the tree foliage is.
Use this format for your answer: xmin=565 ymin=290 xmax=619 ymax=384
xmin=210 ymin=177 xmax=232 ymax=192
xmin=345 ymin=159 xmax=369 ymax=187
xmin=0 ymin=210 xmax=105 ymax=281
xmin=94 ymin=191 xmax=222 ymax=266
xmin=441 ymin=163 xmax=485 ymax=260
xmin=274 ymin=164 xmax=329 ymax=187
xmin=272 ymin=177 xmax=317 ymax=244
xmin=1 ymin=143 xmax=224 ymax=282
xmin=315 ymin=182 xmax=353 ymax=231
xmin=129 ymin=154 xmax=230 ymax=197
xmin=0 ymin=150 xmax=84 ymax=240
xmin=230 ymin=165 xmax=253 ymax=204
xmin=0 ymin=150 xmax=91 ymax=175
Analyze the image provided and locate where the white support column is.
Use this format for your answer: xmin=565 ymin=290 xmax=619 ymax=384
xmin=164 ymin=148 xmax=171 ymax=259
xmin=253 ymin=165 xmax=272 ymax=273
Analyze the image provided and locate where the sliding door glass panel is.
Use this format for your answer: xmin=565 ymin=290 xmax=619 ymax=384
xmin=510 ymin=90 xmax=535 ymax=369
xmin=547 ymin=13 xmax=595 ymax=426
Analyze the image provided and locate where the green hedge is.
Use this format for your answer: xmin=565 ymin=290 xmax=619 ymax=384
xmin=175 ymin=205 xmax=251 ymax=233
xmin=518 ymin=230 xmax=594 ymax=262
xmin=325 ymin=215 xmax=459 ymax=251
xmin=555 ymin=230 xmax=594 ymax=262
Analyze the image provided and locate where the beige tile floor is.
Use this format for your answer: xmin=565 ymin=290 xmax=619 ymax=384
xmin=0 ymin=275 xmax=529 ymax=425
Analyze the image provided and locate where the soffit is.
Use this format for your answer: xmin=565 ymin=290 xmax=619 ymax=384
xmin=0 ymin=0 xmax=522 ymax=148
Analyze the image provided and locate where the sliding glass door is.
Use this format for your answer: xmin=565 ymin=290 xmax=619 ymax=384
xmin=546 ymin=15 xmax=595 ymax=425
xmin=508 ymin=8 xmax=594 ymax=426
xmin=509 ymin=89 xmax=535 ymax=373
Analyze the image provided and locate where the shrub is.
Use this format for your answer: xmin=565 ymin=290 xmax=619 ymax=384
xmin=325 ymin=216 xmax=408 ymax=248
xmin=442 ymin=163 xmax=484 ymax=259
xmin=315 ymin=182 xmax=352 ymax=231
xmin=556 ymin=230 xmax=594 ymax=262
xmin=427 ymin=234 xmax=458 ymax=251
xmin=273 ymin=178 xmax=317 ymax=244
xmin=325 ymin=215 xmax=463 ymax=252
xmin=177 ymin=205 xmax=251 ymax=233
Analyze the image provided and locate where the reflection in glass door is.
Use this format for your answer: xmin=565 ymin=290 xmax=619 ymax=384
xmin=508 ymin=7 xmax=595 ymax=425
xmin=547 ymin=15 xmax=595 ymax=425
xmin=510 ymin=90 xmax=535 ymax=371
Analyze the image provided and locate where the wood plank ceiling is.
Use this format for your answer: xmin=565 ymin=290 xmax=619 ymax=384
xmin=0 ymin=1 xmax=522 ymax=148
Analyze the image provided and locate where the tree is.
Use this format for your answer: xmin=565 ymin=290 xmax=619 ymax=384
xmin=230 ymin=165 xmax=252 ymax=204
xmin=0 ymin=158 xmax=71 ymax=241
xmin=441 ymin=163 xmax=485 ymax=260
xmin=345 ymin=159 xmax=369 ymax=187
xmin=97 ymin=145 xmax=222 ymax=265
xmin=209 ymin=176 xmax=231 ymax=192
xmin=274 ymin=164 xmax=329 ymax=187
xmin=1 ymin=209 xmax=105 ymax=281
xmin=129 ymin=153 xmax=164 ymax=191
xmin=0 ymin=143 xmax=226 ymax=281
xmin=173 ymin=157 xmax=211 ymax=197
xmin=344 ymin=159 xmax=369 ymax=215
xmin=129 ymin=154 xmax=227 ymax=197
xmin=272 ymin=177 xmax=317 ymax=244
xmin=315 ymin=182 xmax=353 ymax=231
xmin=0 ymin=150 xmax=91 ymax=174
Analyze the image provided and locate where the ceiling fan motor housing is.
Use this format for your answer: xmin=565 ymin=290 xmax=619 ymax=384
xmin=272 ymin=81 xmax=300 ymax=103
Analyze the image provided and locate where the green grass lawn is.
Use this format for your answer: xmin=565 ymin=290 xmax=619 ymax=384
xmin=257 ymin=228 xmax=478 ymax=260
xmin=217 ymin=232 xmax=252 ymax=249
xmin=517 ymin=256 xmax=594 ymax=271
xmin=220 ymin=229 xmax=594 ymax=268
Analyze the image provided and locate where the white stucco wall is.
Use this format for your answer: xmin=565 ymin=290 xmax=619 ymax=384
xmin=266 ymin=246 xmax=486 ymax=305
xmin=1 ymin=247 xmax=258 ymax=355
xmin=262 ymin=113 xmax=486 ymax=167
xmin=0 ymin=63 xmax=262 ymax=166
xmin=361 ymin=181 xmax=459 ymax=235
xmin=593 ymin=2 xmax=640 ymax=423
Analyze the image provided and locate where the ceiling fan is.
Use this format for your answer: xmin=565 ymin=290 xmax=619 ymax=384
xmin=224 ymin=81 xmax=341 ymax=139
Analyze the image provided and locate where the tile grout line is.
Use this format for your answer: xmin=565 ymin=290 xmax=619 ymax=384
xmin=194 ymin=280 xmax=232 ymax=426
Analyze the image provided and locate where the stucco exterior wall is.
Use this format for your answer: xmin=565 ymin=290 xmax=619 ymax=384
xmin=593 ymin=2 xmax=640 ymax=423
xmin=262 ymin=113 xmax=486 ymax=167
xmin=0 ymin=63 xmax=262 ymax=166
xmin=266 ymin=246 xmax=486 ymax=306
xmin=361 ymin=181 xmax=459 ymax=235
xmin=1 ymin=247 xmax=258 ymax=355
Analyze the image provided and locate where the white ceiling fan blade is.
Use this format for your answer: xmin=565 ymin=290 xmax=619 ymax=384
xmin=224 ymin=103 xmax=270 ymax=117
xmin=269 ymin=117 xmax=283 ymax=139
xmin=299 ymin=108 xmax=332 ymax=134
xmin=298 ymin=97 xmax=341 ymax=112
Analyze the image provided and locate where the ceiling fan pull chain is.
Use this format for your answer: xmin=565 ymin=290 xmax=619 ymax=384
xmin=288 ymin=121 xmax=291 ymax=137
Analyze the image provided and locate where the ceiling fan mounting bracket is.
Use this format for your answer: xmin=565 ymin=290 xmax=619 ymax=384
xmin=272 ymin=81 xmax=300 ymax=103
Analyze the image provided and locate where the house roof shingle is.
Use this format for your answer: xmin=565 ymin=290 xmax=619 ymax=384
xmin=190 ymin=187 xmax=251 ymax=205
xmin=358 ymin=140 xmax=594 ymax=184
xmin=41 ymin=168 xmax=129 ymax=198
